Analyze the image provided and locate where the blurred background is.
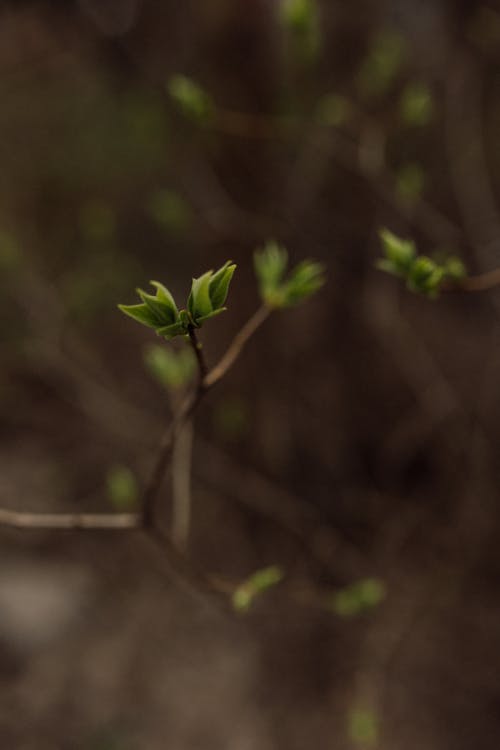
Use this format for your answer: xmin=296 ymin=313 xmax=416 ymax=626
xmin=1 ymin=0 xmax=500 ymax=747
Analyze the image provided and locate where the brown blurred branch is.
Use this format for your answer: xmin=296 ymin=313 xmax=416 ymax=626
xmin=0 ymin=508 xmax=139 ymax=530
xmin=443 ymin=268 xmax=500 ymax=293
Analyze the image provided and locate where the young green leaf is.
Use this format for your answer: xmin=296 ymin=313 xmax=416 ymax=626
xmin=232 ymin=566 xmax=284 ymax=612
xmin=327 ymin=578 xmax=386 ymax=617
xmin=196 ymin=307 xmax=227 ymax=324
xmin=156 ymin=321 xmax=187 ymax=339
xmin=137 ymin=289 xmax=176 ymax=326
xmin=209 ymin=261 xmax=236 ymax=310
xmin=119 ymin=281 xmax=183 ymax=335
xmin=281 ymin=259 xmax=326 ymax=306
xmin=188 ymin=270 xmax=214 ymax=323
xmin=379 ymin=229 xmax=416 ymax=274
xmin=407 ymin=256 xmax=444 ymax=295
xmin=254 ymin=241 xmax=325 ymax=308
xmin=118 ymin=303 xmax=160 ymax=329
xmin=150 ymin=281 xmax=179 ymax=318
xmin=167 ymin=74 xmax=214 ymax=123
xmin=144 ymin=344 xmax=195 ymax=390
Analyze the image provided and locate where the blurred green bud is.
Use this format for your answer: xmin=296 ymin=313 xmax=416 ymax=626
xmin=254 ymin=241 xmax=325 ymax=308
xmin=167 ymin=75 xmax=214 ymax=123
xmin=280 ymin=0 xmax=315 ymax=31
xmin=187 ymin=261 xmax=236 ymax=327
xmin=407 ymin=255 xmax=444 ymax=295
xmin=378 ymin=229 xmax=416 ymax=275
xmin=106 ymin=465 xmax=138 ymax=511
xmin=279 ymin=0 xmax=320 ymax=64
xmin=328 ymin=577 xmax=386 ymax=617
xmin=232 ymin=565 xmax=284 ymax=612
xmin=400 ymin=81 xmax=434 ymax=126
xmin=377 ymin=228 xmax=468 ymax=296
xmin=443 ymin=256 xmax=467 ymax=281
xmin=349 ymin=708 xmax=379 ymax=747
xmin=144 ymin=344 xmax=195 ymax=391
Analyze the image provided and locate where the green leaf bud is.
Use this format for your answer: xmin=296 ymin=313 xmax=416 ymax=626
xmin=144 ymin=344 xmax=195 ymax=390
xmin=254 ymin=241 xmax=325 ymax=307
xmin=379 ymin=228 xmax=416 ymax=274
xmin=106 ymin=465 xmax=138 ymax=511
xmin=232 ymin=565 xmax=284 ymax=612
xmin=209 ymin=261 xmax=236 ymax=310
xmin=400 ymin=81 xmax=434 ymax=127
xmin=167 ymin=75 xmax=214 ymax=123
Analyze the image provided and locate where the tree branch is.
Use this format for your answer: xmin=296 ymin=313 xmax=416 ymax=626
xmin=0 ymin=304 xmax=271 ymax=606
xmin=187 ymin=324 xmax=208 ymax=381
xmin=140 ymin=304 xmax=271 ymax=526
xmin=204 ymin=304 xmax=271 ymax=388
xmin=0 ymin=507 xmax=140 ymax=530
xmin=444 ymin=268 xmax=500 ymax=292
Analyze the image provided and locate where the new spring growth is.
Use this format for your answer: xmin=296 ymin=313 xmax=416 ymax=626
xmin=254 ymin=241 xmax=325 ymax=308
xmin=118 ymin=261 xmax=236 ymax=338
xmin=167 ymin=74 xmax=214 ymax=124
xmin=377 ymin=228 xmax=466 ymax=296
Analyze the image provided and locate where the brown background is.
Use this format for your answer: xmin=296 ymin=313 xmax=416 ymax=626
xmin=1 ymin=1 xmax=500 ymax=748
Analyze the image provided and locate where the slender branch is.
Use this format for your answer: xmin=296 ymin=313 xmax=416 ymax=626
xmin=171 ymin=418 xmax=193 ymax=551
xmin=140 ymin=304 xmax=271 ymax=526
xmin=204 ymin=304 xmax=271 ymax=388
xmin=0 ymin=507 xmax=140 ymax=530
xmin=0 ymin=304 xmax=271 ymax=607
xmin=443 ymin=268 xmax=500 ymax=293
xmin=187 ymin=325 xmax=208 ymax=381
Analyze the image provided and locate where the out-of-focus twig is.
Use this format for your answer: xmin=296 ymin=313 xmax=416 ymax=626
xmin=141 ymin=304 xmax=271 ymax=526
xmin=0 ymin=507 xmax=139 ymax=530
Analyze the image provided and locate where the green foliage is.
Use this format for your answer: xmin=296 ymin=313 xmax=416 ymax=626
xmin=118 ymin=261 xmax=236 ymax=338
xmin=328 ymin=578 xmax=386 ymax=617
xmin=348 ymin=708 xmax=379 ymax=747
xmin=254 ymin=241 xmax=325 ymax=308
xmin=144 ymin=344 xmax=195 ymax=391
xmin=400 ymin=81 xmax=434 ymax=126
xmin=167 ymin=75 xmax=214 ymax=123
xmin=377 ymin=229 xmax=466 ymax=296
xmin=106 ymin=465 xmax=138 ymax=511
xmin=232 ymin=565 xmax=284 ymax=612
xmin=187 ymin=261 xmax=237 ymax=325
xmin=357 ymin=29 xmax=406 ymax=99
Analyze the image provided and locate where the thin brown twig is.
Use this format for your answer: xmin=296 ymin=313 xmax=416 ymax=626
xmin=141 ymin=304 xmax=271 ymax=526
xmin=187 ymin=325 xmax=208 ymax=380
xmin=204 ymin=304 xmax=271 ymax=388
xmin=443 ymin=268 xmax=500 ymax=293
xmin=0 ymin=507 xmax=140 ymax=530
xmin=0 ymin=305 xmax=270 ymax=545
